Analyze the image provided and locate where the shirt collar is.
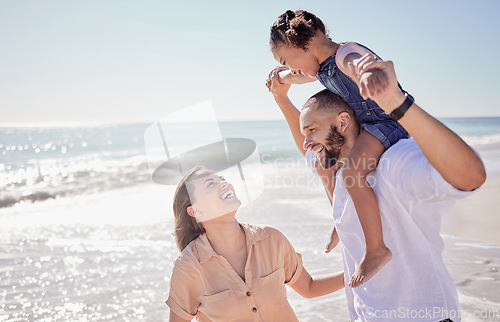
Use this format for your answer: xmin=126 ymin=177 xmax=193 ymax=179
xmin=195 ymin=223 xmax=270 ymax=264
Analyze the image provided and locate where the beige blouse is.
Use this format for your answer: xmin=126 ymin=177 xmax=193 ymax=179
xmin=166 ymin=223 xmax=303 ymax=322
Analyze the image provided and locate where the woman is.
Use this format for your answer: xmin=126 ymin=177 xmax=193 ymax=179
xmin=166 ymin=166 xmax=344 ymax=321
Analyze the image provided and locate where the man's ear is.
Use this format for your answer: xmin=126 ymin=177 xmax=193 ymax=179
xmin=338 ymin=112 xmax=351 ymax=132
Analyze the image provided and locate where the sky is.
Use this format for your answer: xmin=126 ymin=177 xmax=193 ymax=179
xmin=1 ymin=0 xmax=499 ymax=125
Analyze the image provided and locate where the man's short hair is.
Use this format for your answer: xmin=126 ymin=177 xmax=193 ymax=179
xmin=302 ymin=89 xmax=354 ymax=117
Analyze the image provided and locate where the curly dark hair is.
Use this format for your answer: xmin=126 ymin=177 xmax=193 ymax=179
xmin=270 ymin=10 xmax=327 ymax=51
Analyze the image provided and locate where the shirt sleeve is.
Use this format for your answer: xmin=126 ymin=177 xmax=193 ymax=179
xmin=380 ymin=140 xmax=477 ymax=202
xmin=166 ymin=258 xmax=203 ymax=321
xmin=335 ymin=42 xmax=375 ymax=76
xmin=279 ymin=231 xmax=304 ymax=286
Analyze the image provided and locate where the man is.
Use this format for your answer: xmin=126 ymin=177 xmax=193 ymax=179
xmin=267 ymin=55 xmax=486 ymax=321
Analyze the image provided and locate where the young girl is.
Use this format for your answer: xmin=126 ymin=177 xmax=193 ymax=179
xmin=269 ymin=10 xmax=411 ymax=288
xmin=166 ymin=166 xmax=344 ymax=321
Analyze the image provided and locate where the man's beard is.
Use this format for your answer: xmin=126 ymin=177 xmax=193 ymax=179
xmin=321 ymin=125 xmax=345 ymax=169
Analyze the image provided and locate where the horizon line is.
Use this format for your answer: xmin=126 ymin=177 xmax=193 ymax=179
xmin=2 ymin=115 xmax=500 ymax=128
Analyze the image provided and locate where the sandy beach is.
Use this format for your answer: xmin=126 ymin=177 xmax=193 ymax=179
xmin=443 ymin=172 xmax=500 ymax=245
xmin=1 ymin=141 xmax=499 ymax=321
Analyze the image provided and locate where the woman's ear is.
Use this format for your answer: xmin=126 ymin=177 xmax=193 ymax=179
xmin=187 ymin=206 xmax=202 ymax=218
xmin=187 ymin=206 xmax=196 ymax=218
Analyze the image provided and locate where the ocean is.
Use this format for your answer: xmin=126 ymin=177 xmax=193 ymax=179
xmin=1 ymin=117 xmax=500 ymax=321
xmin=2 ymin=117 xmax=500 ymax=209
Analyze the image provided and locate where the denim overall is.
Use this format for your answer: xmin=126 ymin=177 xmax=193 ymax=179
xmin=315 ymin=44 xmax=410 ymax=149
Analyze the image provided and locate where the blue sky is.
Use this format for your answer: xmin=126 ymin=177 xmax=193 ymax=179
xmin=1 ymin=0 xmax=499 ymax=125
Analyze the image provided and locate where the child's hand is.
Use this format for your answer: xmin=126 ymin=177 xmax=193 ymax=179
xmin=266 ymin=66 xmax=292 ymax=99
xmin=348 ymin=54 xmax=406 ymax=113
xmin=359 ymin=68 xmax=388 ymax=100
xmin=348 ymin=54 xmax=389 ymax=101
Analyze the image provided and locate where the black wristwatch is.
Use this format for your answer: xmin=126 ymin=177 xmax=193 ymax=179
xmin=390 ymin=93 xmax=414 ymax=122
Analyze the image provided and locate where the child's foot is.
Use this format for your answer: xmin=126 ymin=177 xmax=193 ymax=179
xmin=325 ymin=228 xmax=340 ymax=253
xmin=348 ymin=247 xmax=392 ymax=288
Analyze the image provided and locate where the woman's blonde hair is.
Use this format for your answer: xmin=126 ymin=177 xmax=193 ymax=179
xmin=172 ymin=165 xmax=207 ymax=252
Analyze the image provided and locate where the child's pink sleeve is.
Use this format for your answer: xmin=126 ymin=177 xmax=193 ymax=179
xmin=335 ymin=42 xmax=374 ymax=75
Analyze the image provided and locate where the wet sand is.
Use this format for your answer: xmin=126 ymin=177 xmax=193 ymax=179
xmin=0 ymin=161 xmax=498 ymax=321
xmin=442 ymin=173 xmax=500 ymax=244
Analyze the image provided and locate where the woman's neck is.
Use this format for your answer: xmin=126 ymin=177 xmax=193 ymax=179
xmin=204 ymin=216 xmax=246 ymax=255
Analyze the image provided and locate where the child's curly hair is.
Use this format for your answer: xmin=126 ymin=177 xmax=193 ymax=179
xmin=270 ymin=10 xmax=327 ymax=51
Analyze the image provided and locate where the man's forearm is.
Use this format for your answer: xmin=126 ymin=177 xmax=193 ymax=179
xmin=396 ymin=103 xmax=486 ymax=191
xmin=355 ymin=57 xmax=487 ymax=192
xmin=274 ymin=95 xmax=306 ymax=155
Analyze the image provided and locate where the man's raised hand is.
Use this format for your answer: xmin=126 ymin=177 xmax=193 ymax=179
xmin=348 ymin=54 xmax=406 ymax=113
xmin=266 ymin=66 xmax=292 ymax=99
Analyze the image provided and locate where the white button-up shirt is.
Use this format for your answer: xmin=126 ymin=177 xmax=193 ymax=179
xmin=306 ymin=139 xmax=474 ymax=321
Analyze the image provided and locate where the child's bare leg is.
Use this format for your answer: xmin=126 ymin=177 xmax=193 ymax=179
xmin=325 ymin=226 xmax=340 ymax=253
xmin=342 ymin=130 xmax=392 ymax=288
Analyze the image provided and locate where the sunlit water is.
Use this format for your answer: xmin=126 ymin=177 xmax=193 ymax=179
xmin=1 ymin=118 xmax=500 ymax=321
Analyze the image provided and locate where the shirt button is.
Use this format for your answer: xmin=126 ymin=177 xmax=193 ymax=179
xmin=252 ymin=307 xmax=257 ymax=312
xmin=246 ymin=291 xmax=251 ymax=296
